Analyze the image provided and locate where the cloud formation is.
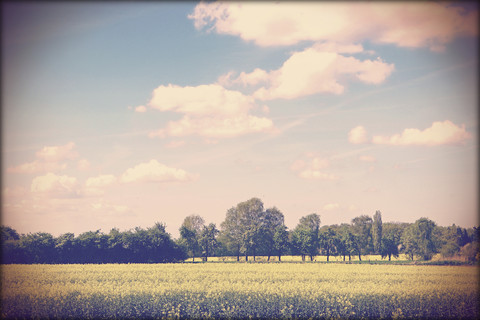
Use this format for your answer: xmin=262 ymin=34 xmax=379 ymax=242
xmin=220 ymin=47 xmax=394 ymax=101
xmin=31 ymin=173 xmax=79 ymax=198
xmin=121 ymin=159 xmax=197 ymax=183
xmin=145 ymin=84 xmax=274 ymax=138
xmin=8 ymin=142 xmax=78 ymax=174
xmin=348 ymin=126 xmax=369 ymax=144
xmin=190 ymin=2 xmax=477 ymax=51
xmin=371 ymin=120 xmax=471 ymax=146
xmin=349 ymin=121 xmax=471 ymax=146
xmin=291 ymin=156 xmax=338 ymax=181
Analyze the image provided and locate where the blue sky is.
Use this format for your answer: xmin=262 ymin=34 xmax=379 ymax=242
xmin=2 ymin=2 xmax=478 ymax=237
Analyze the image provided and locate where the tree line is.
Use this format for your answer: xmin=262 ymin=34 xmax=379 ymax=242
xmin=2 ymin=198 xmax=479 ymax=264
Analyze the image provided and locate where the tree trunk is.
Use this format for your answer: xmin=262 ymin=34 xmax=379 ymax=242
xmin=343 ymin=254 xmax=346 ymax=262
xmin=388 ymin=254 xmax=391 ymax=261
xmin=278 ymin=254 xmax=281 ymax=262
xmin=245 ymin=253 xmax=248 ymax=262
xmin=348 ymin=254 xmax=351 ymax=261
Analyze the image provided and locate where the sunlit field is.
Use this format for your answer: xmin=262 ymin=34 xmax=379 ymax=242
xmin=185 ymin=254 xmax=406 ymax=262
xmin=2 ymin=262 xmax=478 ymax=319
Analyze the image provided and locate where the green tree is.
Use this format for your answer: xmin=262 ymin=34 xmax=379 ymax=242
xmin=372 ymin=210 xmax=383 ymax=254
xmin=273 ymin=225 xmax=289 ymax=261
xmin=319 ymin=227 xmax=337 ymax=262
xmin=232 ymin=197 xmax=265 ymax=261
xmin=263 ymin=207 xmax=285 ymax=261
xmin=351 ymin=215 xmax=373 ymax=260
xmin=220 ymin=206 xmax=244 ymax=261
xmin=179 ymin=215 xmax=205 ymax=261
xmin=415 ymin=218 xmax=437 ymax=260
xmin=199 ymin=223 xmax=219 ymax=261
xmin=292 ymin=213 xmax=321 ymax=261
xmin=401 ymin=218 xmax=437 ymax=260
xmin=380 ymin=237 xmax=399 ymax=261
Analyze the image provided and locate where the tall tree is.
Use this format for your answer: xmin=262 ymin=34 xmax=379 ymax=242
xmin=372 ymin=210 xmax=383 ymax=254
xmin=237 ymin=198 xmax=265 ymax=261
xmin=220 ymin=207 xmax=244 ymax=261
xmin=273 ymin=225 xmax=289 ymax=261
xmin=199 ymin=223 xmax=219 ymax=261
xmin=179 ymin=215 xmax=205 ymax=261
xmin=415 ymin=218 xmax=437 ymax=260
xmin=319 ymin=227 xmax=337 ymax=262
xmin=292 ymin=213 xmax=321 ymax=261
xmin=263 ymin=207 xmax=285 ymax=261
xmin=351 ymin=215 xmax=373 ymax=260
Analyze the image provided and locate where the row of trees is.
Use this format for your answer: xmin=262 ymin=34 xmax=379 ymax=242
xmin=2 ymin=197 xmax=479 ymax=264
xmin=178 ymin=198 xmax=479 ymax=263
xmin=1 ymin=223 xmax=186 ymax=264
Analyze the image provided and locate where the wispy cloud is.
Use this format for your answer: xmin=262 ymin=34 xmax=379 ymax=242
xmin=8 ymin=142 xmax=78 ymax=174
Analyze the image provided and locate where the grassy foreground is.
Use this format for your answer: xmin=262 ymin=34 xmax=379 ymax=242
xmin=2 ymin=263 xmax=478 ymax=319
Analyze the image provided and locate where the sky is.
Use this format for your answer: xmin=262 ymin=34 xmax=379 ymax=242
xmin=2 ymin=1 xmax=478 ymax=238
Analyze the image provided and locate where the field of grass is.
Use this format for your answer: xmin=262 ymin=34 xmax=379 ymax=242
xmin=2 ymin=262 xmax=478 ymax=319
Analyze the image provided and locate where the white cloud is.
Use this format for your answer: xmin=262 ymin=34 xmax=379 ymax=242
xmin=145 ymin=84 xmax=274 ymax=138
xmin=291 ymin=155 xmax=338 ymax=181
xmin=8 ymin=142 xmax=79 ymax=174
xmin=223 ymin=47 xmax=394 ymax=101
xmin=148 ymin=84 xmax=253 ymax=117
xmin=31 ymin=173 xmax=79 ymax=198
xmin=189 ymin=2 xmax=477 ymax=51
xmin=371 ymin=120 xmax=471 ymax=146
xmin=348 ymin=126 xmax=369 ymax=144
xmin=121 ymin=159 xmax=197 ymax=183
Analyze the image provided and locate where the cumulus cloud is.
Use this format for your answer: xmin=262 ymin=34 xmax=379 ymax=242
xmin=371 ymin=120 xmax=471 ymax=146
xmin=222 ymin=47 xmax=394 ymax=101
xmin=189 ymin=2 xmax=477 ymax=51
xmin=31 ymin=173 xmax=79 ymax=198
xmin=145 ymin=84 xmax=274 ymax=138
xmin=121 ymin=159 xmax=197 ymax=183
xmin=348 ymin=126 xmax=369 ymax=144
xmin=291 ymin=155 xmax=338 ymax=181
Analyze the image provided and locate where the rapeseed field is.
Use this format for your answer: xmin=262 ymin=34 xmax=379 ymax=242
xmin=2 ymin=263 xmax=478 ymax=319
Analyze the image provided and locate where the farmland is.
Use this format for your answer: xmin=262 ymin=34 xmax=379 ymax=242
xmin=2 ymin=262 xmax=478 ymax=319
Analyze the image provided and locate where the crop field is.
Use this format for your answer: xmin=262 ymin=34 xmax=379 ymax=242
xmin=2 ymin=263 xmax=478 ymax=319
